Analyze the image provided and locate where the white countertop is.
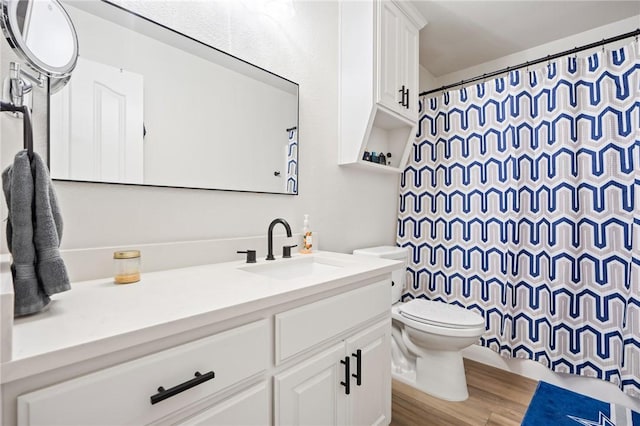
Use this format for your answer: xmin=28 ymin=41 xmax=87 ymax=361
xmin=1 ymin=251 xmax=399 ymax=384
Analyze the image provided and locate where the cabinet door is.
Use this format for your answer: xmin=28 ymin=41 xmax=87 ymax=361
xmin=178 ymin=382 xmax=269 ymax=426
xmin=275 ymin=343 xmax=347 ymax=426
xmin=397 ymin=15 xmax=419 ymax=120
xmin=377 ymin=1 xmax=402 ymax=114
xmin=377 ymin=1 xmax=420 ymax=121
xmin=345 ymin=320 xmax=392 ymax=426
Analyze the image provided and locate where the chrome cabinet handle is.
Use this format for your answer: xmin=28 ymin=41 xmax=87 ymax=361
xmin=150 ymin=371 xmax=215 ymax=405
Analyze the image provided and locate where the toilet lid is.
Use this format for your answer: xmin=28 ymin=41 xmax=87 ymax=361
xmin=399 ymin=299 xmax=485 ymax=328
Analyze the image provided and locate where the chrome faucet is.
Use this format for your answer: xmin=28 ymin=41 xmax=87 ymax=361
xmin=266 ymin=218 xmax=292 ymax=260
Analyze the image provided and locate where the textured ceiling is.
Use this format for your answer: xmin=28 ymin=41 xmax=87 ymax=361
xmin=410 ymin=1 xmax=640 ymax=77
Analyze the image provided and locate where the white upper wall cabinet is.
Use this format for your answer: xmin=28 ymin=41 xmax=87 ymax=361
xmin=339 ymin=0 xmax=427 ymax=173
xmin=377 ymin=1 xmax=420 ymax=119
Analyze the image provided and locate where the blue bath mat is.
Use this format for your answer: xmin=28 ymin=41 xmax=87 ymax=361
xmin=522 ymin=381 xmax=640 ymax=426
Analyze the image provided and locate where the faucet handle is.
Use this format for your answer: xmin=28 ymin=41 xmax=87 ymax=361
xmin=237 ymin=250 xmax=257 ymax=263
xmin=282 ymin=245 xmax=298 ymax=259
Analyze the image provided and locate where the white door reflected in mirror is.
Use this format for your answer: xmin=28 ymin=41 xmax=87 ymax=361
xmin=50 ymin=57 xmax=144 ymax=184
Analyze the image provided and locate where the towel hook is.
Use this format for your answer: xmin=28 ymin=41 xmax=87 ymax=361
xmin=1 ymin=63 xmax=34 ymax=159
xmin=0 ymin=101 xmax=33 ymax=159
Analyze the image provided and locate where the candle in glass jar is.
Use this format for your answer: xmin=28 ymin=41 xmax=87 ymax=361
xmin=113 ymin=250 xmax=141 ymax=284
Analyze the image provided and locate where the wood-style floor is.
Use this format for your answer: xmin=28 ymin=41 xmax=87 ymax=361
xmin=391 ymin=359 xmax=538 ymax=426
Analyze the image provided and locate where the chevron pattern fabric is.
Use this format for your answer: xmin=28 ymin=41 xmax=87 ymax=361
xmin=398 ymin=41 xmax=640 ymax=398
xmin=286 ymin=129 xmax=298 ymax=193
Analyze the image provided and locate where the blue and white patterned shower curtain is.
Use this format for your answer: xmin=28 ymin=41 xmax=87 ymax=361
xmin=286 ymin=128 xmax=298 ymax=193
xmin=398 ymin=41 xmax=640 ymax=398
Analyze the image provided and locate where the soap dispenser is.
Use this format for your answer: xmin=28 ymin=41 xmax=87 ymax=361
xmin=300 ymin=214 xmax=313 ymax=254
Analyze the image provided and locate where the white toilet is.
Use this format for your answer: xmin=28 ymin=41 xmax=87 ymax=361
xmin=353 ymin=246 xmax=486 ymax=402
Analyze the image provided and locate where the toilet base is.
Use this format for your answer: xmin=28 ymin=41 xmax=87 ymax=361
xmin=391 ymin=350 xmax=470 ymax=402
xmin=390 ymin=303 xmax=484 ymax=402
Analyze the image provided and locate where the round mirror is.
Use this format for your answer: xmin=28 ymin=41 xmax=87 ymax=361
xmin=1 ymin=0 xmax=78 ymax=79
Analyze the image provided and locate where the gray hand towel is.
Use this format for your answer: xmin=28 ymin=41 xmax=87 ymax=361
xmin=31 ymin=152 xmax=70 ymax=296
xmin=2 ymin=150 xmax=50 ymax=316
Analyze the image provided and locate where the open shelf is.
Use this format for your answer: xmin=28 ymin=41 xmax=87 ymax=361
xmin=340 ymin=104 xmax=416 ymax=173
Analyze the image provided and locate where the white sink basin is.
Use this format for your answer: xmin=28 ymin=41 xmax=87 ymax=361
xmin=239 ymin=256 xmax=346 ymax=280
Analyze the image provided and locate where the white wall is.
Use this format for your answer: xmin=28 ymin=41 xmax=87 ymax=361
xmin=418 ymin=64 xmax=437 ymax=93
xmin=432 ymin=15 xmax=640 ymax=90
xmin=1 ymin=0 xmax=400 ymax=254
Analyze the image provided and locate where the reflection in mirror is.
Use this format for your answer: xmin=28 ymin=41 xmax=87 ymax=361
xmin=49 ymin=1 xmax=299 ymax=194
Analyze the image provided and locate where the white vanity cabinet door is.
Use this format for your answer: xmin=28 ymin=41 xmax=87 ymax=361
xmin=346 ymin=320 xmax=392 ymax=426
xmin=274 ymin=343 xmax=347 ymax=426
xmin=275 ymin=321 xmax=391 ymax=426
xmin=178 ymin=382 xmax=269 ymax=426
xmin=17 ymin=320 xmax=269 ymax=426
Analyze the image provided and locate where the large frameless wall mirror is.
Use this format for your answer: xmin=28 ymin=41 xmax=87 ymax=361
xmin=49 ymin=0 xmax=299 ymax=194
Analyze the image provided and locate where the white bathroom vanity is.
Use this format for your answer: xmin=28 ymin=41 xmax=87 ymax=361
xmin=0 ymin=251 xmax=400 ymax=425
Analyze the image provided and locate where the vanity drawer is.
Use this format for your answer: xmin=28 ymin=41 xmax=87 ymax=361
xmin=178 ymin=381 xmax=269 ymax=425
xmin=275 ymin=279 xmax=389 ymax=363
xmin=17 ymin=319 xmax=269 ymax=426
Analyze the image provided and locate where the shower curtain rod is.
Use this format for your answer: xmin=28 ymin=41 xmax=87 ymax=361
xmin=420 ymin=28 xmax=640 ymax=97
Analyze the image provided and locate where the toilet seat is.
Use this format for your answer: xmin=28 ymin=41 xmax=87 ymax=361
xmin=397 ymin=299 xmax=485 ymax=329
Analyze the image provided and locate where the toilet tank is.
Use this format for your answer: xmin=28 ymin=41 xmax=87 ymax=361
xmin=353 ymin=246 xmax=408 ymax=303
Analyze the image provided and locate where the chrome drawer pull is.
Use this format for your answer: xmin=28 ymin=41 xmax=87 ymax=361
xmin=150 ymin=371 xmax=215 ymax=405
